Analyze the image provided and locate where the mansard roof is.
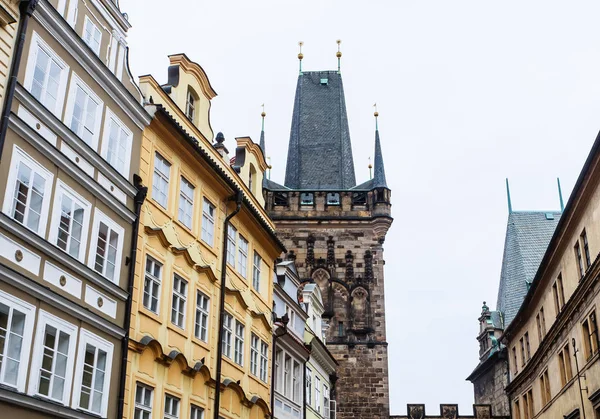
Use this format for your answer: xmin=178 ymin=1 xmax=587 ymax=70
xmin=496 ymin=211 xmax=561 ymax=326
xmin=284 ymin=71 xmax=356 ymax=190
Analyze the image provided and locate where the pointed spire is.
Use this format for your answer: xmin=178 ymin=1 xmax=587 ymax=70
xmin=506 ymin=178 xmax=513 ymax=213
xmin=336 ymin=40 xmax=342 ymax=73
xmin=557 ymin=177 xmax=564 ymax=211
xmin=372 ymin=108 xmax=387 ymax=189
xmin=259 ymin=104 xmax=266 ymax=155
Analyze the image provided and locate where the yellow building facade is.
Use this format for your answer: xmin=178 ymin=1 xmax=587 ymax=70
xmin=124 ymin=54 xmax=284 ymax=419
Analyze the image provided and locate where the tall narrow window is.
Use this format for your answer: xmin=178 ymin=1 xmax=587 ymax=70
xmin=292 ymin=361 xmax=300 ymax=402
xmin=582 ymin=229 xmax=591 ymax=269
xmin=512 ymin=346 xmax=518 ymax=374
xmin=102 ymin=110 xmax=132 ymax=176
xmin=283 ymin=354 xmax=290 ymax=396
xmin=260 ymin=340 xmax=268 ymax=382
xmin=143 ymin=256 xmax=161 ymax=313
xmin=514 ymin=400 xmax=521 ymax=419
xmin=553 ymin=274 xmax=566 ymax=314
xmin=575 ymin=241 xmax=585 ymax=279
xmin=519 ymin=337 xmax=525 ymax=365
xmin=194 ymin=291 xmax=209 ymax=342
xmin=275 ymin=349 xmax=282 ymax=392
xmin=222 ymin=313 xmax=232 ymax=359
xmin=178 ymin=177 xmax=194 ymax=229
xmin=152 ymin=153 xmax=170 ymax=208
xmin=524 ymin=332 xmax=531 ymax=361
xmin=5 ymin=147 xmax=53 ymax=235
xmin=90 ymin=211 xmax=123 ymax=283
xmin=306 ymin=367 xmax=312 ymax=406
xmin=582 ymin=311 xmax=598 ymax=360
xmin=539 ymin=370 xmax=550 ymax=406
xmin=67 ymin=75 xmax=103 ymax=148
xmin=324 ymin=384 xmax=330 ymax=418
xmin=164 ymin=394 xmax=180 ymax=419
xmin=237 ymin=235 xmax=248 ymax=277
xmin=185 ymin=88 xmax=196 ymax=122
xmin=558 ymin=344 xmax=573 ymax=387
xmin=234 ymin=319 xmax=244 ymax=366
xmin=171 ymin=274 xmax=187 ymax=329
xmin=540 ymin=307 xmax=546 ymax=337
xmin=250 ymin=334 xmax=259 ymax=377
xmin=134 ymin=383 xmax=153 ymax=419
xmin=50 ymin=183 xmax=90 ymax=262
xmin=0 ymin=292 xmax=35 ymax=392
xmin=526 ymin=390 xmax=534 ymax=419
xmin=73 ymin=330 xmax=113 ymax=416
xmin=201 ymin=199 xmax=215 ymax=245
xmin=226 ymin=224 xmax=237 ymax=266
xmin=26 ymin=34 xmax=68 ymax=116
xmin=83 ymin=17 xmax=102 ymax=56
xmin=315 ymin=376 xmax=321 ymax=413
xmin=252 ymin=252 xmax=262 ymax=292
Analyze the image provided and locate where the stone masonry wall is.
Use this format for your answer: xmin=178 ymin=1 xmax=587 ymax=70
xmin=472 ymin=359 xmax=509 ymax=417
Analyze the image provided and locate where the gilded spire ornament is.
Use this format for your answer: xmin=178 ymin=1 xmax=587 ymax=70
xmin=336 ymin=39 xmax=342 ymax=73
xmin=298 ymin=41 xmax=304 ymax=74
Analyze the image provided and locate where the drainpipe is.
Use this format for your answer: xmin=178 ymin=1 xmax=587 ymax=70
xmin=116 ymin=174 xmax=147 ymax=419
xmin=213 ymin=191 xmax=243 ymax=419
xmin=0 ymin=0 xmax=39 ymax=160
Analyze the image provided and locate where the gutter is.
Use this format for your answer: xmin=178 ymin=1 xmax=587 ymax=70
xmin=116 ymin=175 xmax=147 ymax=419
xmin=213 ymin=191 xmax=243 ymax=419
xmin=0 ymin=0 xmax=39 ymax=160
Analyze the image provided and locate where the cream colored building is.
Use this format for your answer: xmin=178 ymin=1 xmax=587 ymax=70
xmin=504 ymin=135 xmax=600 ymax=418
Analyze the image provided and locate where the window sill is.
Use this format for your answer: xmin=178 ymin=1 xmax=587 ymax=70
xmin=173 ymin=218 xmax=196 ymax=237
xmin=139 ymin=306 xmax=162 ymax=325
xmin=191 ymin=335 xmax=211 ymax=352
xmin=223 ymin=355 xmax=245 ymax=374
xmin=167 ymin=322 xmax=188 ymax=339
xmin=249 ymin=373 xmax=269 ymax=390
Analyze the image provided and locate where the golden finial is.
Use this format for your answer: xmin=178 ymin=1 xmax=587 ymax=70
xmin=368 ymin=157 xmax=373 ymax=179
xmin=298 ymin=41 xmax=304 ymax=74
xmin=261 ymin=103 xmax=266 ymax=118
xmin=373 ymin=103 xmax=379 ymax=130
xmin=336 ymin=40 xmax=342 ymax=73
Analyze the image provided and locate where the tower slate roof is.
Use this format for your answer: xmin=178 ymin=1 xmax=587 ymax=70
xmin=284 ymin=71 xmax=356 ymax=190
xmin=496 ymin=211 xmax=561 ymax=326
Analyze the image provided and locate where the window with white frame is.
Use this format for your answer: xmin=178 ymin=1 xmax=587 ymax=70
xmin=234 ymin=319 xmax=244 ymax=366
xmin=29 ymin=310 xmax=77 ymax=405
xmin=315 ymin=376 xmax=321 ymax=413
xmin=101 ymin=109 xmax=133 ymax=176
xmin=293 ymin=361 xmax=301 ymax=403
xmin=143 ymin=256 xmax=161 ymax=314
xmin=83 ymin=16 xmax=102 ymax=56
xmin=89 ymin=209 xmax=124 ymax=283
xmin=0 ymin=291 xmax=35 ymax=392
xmin=250 ymin=334 xmax=259 ymax=377
xmin=201 ymin=199 xmax=215 ymax=245
xmin=260 ymin=340 xmax=268 ymax=382
xmin=171 ymin=274 xmax=187 ymax=329
xmin=194 ymin=291 xmax=209 ymax=342
xmin=226 ymin=224 xmax=237 ymax=266
xmin=190 ymin=405 xmax=204 ymax=419
xmin=285 ymin=305 xmax=296 ymax=331
xmin=164 ymin=394 xmax=180 ymax=419
xmin=65 ymin=73 xmax=104 ymax=148
xmin=324 ymin=385 xmax=330 ymax=418
xmin=237 ymin=235 xmax=248 ymax=277
xmin=72 ymin=329 xmax=113 ymax=416
xmin=185 ymin=88 xmax=196 ymax=122
xmin=275 ymin=349 xmax=282 ymax=392
xmin=306 ymin=367 xmax=312 ymax=406
xmin=134 ymin=383 xmax=153 ymax=419
xmin=24 ymin=32 xmax=69 ymax=116
xmin=222 ymin=313 xmax=233 ymax=359
xmin=283 ymin=353 xmax=291 ymax=397
xmin=252 ymin=251 xmax=261 ymax=292
xmin=3 ymin=146 xmax=53 ymax=236
xmin=178 ymin=177 xmax=194 ymax=229
xmin=49 ymin=181 xmax=91 ymax=262
xmin=152 ymin=152 xmax=170 ymax=208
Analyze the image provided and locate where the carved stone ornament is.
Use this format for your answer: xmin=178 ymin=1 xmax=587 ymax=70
xmin=327 ymin=236 xmax=335 ymax=267
xmin=14 ymin=250 xmax=23 ymax=262
xmin=306 ymin=235 xmax=315 ymax=267
xmin=97 ymin=297 xmax=104 ymax=308
xmin=441 ymin=404 xmax=458 ymax=419
xmin=59 ymin=275 xmax=67 ymax=286
xmin=407 ymin=404 xmax=425 ymax=419
xmin=474 ymin=405 xmax=491 ymax=419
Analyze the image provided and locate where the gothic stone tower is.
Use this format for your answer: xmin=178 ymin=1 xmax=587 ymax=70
xmin=263 ymin=65 xmax=393 ymax=418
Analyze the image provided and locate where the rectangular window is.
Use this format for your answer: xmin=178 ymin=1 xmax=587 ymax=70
xmin=526 ymin=389 xmax=534 ymax=419
xmin=582 ymin=311 xmax=598 ymax=360
xmin=252 ymin=252 xmax=261 ymax=292
xmin=66 ymin=74 xmax=103 ymax=148
xmin=260 ymin=340 xmax=268 ymax=382
xmin=283 ymin=354 xmax=290 ymax=397
xmin=0 ymin=291 xmax=35 ymax=392
xmin=101 ymin=110 xmax=133 ymax=176
xmin=540 ymin=307 xmax=546 ymax=337
xmin=558 ymin=344 xmax=573 ymax=387
xmin=237 ymin=235 xmax=248 ymax=277
xmin=190 ymin=405 xmax=204 ymax=419
xmin=582 ymin=229 xmax=591 ymax=269
xmin=250 ymin=334 xmax=259 ymax=377
xmin=512 ymin=346 xmax=518 ymax=374
xmin=519 ymin=337 xmax=525 ymax=366
xmin=4 ymin=147 xmax=53 ymax=235
xmin=134 ymin=383 xmax=153 ymax=419
xmin=25 ymin=33 xmax=68 ymax=116
xmin=222 ymin=313 xmax=232 ymax=359
xmin=152 ymin=153 xmax=170 ymax=208
xmin=83 ymin=16 xmax=102 ymax=56
xmin=292 ymin=360 xmax=300 ymax=402
xmin=324 ymin=384 xmax=330 ymax=418
xmin=553 ymin=274 xmax=566 ymax=314
xmin=576 ymin=241 xmax=585 ymax=279
xmin=171 ymin=274 xmax=187 ymax=329
xmin=29 ymin=311 xmax=77 ymax=405
xmin=226 ymin=224 xmax=237 ymax=266
xmin=539 ymin=370 xmax=550 ymax=406
xmin=306 ymin=368 xmax=312 ymax=406
xmin=524 ymin=332 xmax=531 ymax=361
xmin=178 ymin=177 xmax=194 ymax=229
xmin=201 ymin=199 xmax=215 ymax=245
xmin=164 ymin=394 xmax=180 ymax=419
xmin=275 ymin=349 xmax=282 ymax=392
xmin=234 ymin=319 xmax=244 ymax=366
xmin=72 ymin=329 xmax=113 ymax=416
xmin=89 ymin=209 xmax=124 ymax=282
xmin=514 ymin=400 xmax=521 ymax=419
xmin=143 ymin=256 xmax=161 ymax=314
xmin=186 ymin=89 xmax=195 ymax=121
xmin=315 ymin=376 xmax=321 ymax=413
xmin=194 ymin=291 xmax=209 ymax=342
xmin=49 ymin=182 xmax=91 ymax=262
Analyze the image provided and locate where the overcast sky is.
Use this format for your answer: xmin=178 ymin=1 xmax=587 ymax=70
xmin=121 ymin=0 xmax=600 ymax=413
